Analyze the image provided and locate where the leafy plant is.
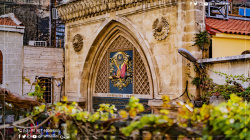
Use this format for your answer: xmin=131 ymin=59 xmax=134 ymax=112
xmin=188 ymin=64 xmax=250 ymax=103
xmin=121 ymin=113 xmax=173 ymax=136
xmin=191 ymin=77 xmax=202 ymax=86
xmin=214 ymin=71 xmax=250 ymax=84
xmin=206 ymin=72 xmax=249 ymax=101
xmin=176 ymin=94 xmax=250 ymax=140
xmin=125 ymin=96 xmax=144 ymax=117
xmin=188 ymin=63 xmax=217 ymax=102
xmin=192 ymin=31 xmax=210 ymax=51
xmin=6 ymin=92 xmax=250 ymax=140
xmin=25 ymin=97 xmax=119 ymax=139
xmin=204 ymin=94 xmax=250 ymax=140
xmin=28 ymin=81 xmax=46 ymax=102
xmin=122 ymin=96 xmax=173 ymax=136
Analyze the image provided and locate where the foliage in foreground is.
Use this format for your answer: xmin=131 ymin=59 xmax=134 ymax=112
xmin=122 ymin=94 xmax=250 ymax=140
xmin=204 ymin=94 xmax=250 ymax=140
xmin=3 ymin=94 xmax=248 ymax=140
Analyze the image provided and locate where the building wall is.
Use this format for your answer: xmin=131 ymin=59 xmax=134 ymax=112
xmin=0 ymin=31 xmax=23 ymax=95
xmin=1 ymin=0 xmax=51 ymax=45
xmin=212 ymin=33 xmax=250 ymax=58
xmin=199 ymin=55 xmax=250 ymax=88
xmin=23 ymin=46 xmax=64 ymax=103
xmin=58 ymin=0 xmax=205 ymax=109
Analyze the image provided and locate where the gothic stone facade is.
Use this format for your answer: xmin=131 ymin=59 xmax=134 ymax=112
xmin=57 ymin=0 xmax=205 ymax=110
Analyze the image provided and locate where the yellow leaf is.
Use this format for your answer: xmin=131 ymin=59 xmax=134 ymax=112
xmin=129 ymin=109 xmax=137 ymax=118
xmin=119 ymin=110 xmax=128 ymax=118
xmin=13 ymin=126 xmax=18 ymax=132
xmin=160 ymin=109 xmax=169 ymax=115
xmin=53 ymin=116 xmax=59 ymax=123
xmin=39 ymin=104 xmax=46 ymax=112
xmin=162 ymin=95 xmax=171 ymax=107
xmin=71 ymin=101 xmax=78 ymax=106
xmin=24 ymin=77 xmax=31 ymax=84
xmin=62 ymin=96 xmax=68 ymax=102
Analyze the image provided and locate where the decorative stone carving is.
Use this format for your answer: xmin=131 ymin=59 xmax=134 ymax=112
xmin=72 ymin=34 xmax=83 ymax=52
xmin=152 ymin=17 xmax=170 ymax=41
xmin=57 ymin=0 xmax=177 ymax=23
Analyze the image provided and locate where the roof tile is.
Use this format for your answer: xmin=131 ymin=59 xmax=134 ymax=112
xmin=206 ymin=18 xmax=250 ymax=35
xmin=0 ymin=13 xmax=23 ymax=26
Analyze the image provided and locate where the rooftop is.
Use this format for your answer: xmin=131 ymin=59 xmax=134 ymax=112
xmin=206 ymin=17 xmax=250 ymax=35
xmin=0 ymin=13 xmax=24 ymax=26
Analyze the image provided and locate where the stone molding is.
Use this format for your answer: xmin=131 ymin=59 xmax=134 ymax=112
xmin=56 ymin=0 xmax=177 ymax=23
xmin=0 ymin=25 xmax=25 ymax=34
xmin=198 ymin=54 xmax=250 ymax=64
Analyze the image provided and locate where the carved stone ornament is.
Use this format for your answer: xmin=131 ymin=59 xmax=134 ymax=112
xmin=152 ymin=17 xmax=170 ymax=41
xmin=72 ymin=34 xmax=83 ymax=52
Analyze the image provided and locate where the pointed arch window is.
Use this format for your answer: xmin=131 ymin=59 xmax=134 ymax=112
xmin=95 ymin=36 xmax=151 ymax=95
xmin=93 ymin=35 xmax=152 ymax=113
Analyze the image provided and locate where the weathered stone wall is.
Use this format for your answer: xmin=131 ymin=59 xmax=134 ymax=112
xmin=23 ymin=46 xmax=64 ymax=103
xmin=58 ymin=0 xmax=205 ymax=109
xmin=0 ymin=31 xmax=23 ymax=95
xmin=199 ymin=55 xmax=250 ymax=88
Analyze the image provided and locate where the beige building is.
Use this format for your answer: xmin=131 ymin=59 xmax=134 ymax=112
xmin=22 ymin=46 xmax=64 ymax=103
xmin=0 ymin=13 xmax=64 ymax=104
xmin=0 ymin=13 xmax=25 ymax=95
xmin=57 ymin=0 xmax=205 ymax=111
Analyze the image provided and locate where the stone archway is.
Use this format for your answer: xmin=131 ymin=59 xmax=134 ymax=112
xmin=80 ymin=20 xmax=158 ymax=111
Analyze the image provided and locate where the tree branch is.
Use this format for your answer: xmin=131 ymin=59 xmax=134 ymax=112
xmin=0 ymin=88 xmax=41 ymax=109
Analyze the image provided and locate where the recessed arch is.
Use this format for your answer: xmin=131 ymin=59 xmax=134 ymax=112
xmin=80 ymin=18 xmax=159 ymax=111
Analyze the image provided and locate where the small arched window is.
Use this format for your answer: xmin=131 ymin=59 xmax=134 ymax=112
xmin=0 ymin=51 xmax=3 ymax=84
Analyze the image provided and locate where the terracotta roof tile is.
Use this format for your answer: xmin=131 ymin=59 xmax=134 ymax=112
xmin=0 ymin=13 xmax=23 ymax=26
xmin=0 ymin=17 xmax=18 ymax=26
xmin=206 ymin=18 xmax=250 ymax=35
